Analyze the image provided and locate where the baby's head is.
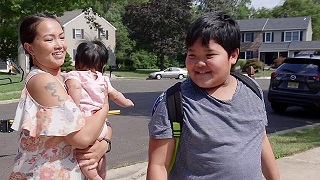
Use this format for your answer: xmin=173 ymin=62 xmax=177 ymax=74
xmin=75 ymin=40 xmax=108 ymax=73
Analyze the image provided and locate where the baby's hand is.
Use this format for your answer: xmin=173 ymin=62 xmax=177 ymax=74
xmin=125 ymin=99 xmax=134 ymax=107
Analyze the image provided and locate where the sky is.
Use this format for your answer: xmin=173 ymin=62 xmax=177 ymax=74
xmin=250 ymin=0 xmax=283 ymax=9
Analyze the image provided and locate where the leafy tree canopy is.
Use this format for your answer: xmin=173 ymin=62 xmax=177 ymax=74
xmin=123 ymin=0 xmax=193 ymax=70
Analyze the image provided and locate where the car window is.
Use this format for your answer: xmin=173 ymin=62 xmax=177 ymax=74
xmin=279 ymin=62 xmax=319 ymax=74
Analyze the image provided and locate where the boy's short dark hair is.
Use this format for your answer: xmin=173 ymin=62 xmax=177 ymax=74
xmin=186 ymin=11 xmax=240 ymax=57
xmin=75 ymin=40 xmax=109 ymax=73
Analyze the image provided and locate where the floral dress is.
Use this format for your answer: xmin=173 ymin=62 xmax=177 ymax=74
xmin=9 ymin=68 xmax=86 ymax=180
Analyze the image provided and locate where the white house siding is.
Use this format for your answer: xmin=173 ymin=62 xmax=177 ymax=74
xmin=62 ymin=11 xmax=116 ymax=66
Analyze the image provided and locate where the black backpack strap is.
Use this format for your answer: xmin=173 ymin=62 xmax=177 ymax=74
xmin=230 ymin=72 xmax=262 ymax=100
xmin=166 ymin=82 xmax=183 ymax=138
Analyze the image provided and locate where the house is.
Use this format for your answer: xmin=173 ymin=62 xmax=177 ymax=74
xmin=237 ymin=16 xmax=320 ymax=65
xmin=57 ymin=9 xmax=117 ymax=66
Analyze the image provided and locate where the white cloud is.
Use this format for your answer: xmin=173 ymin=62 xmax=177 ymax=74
xmin=250 ymin=0 xmax=283 ymax=9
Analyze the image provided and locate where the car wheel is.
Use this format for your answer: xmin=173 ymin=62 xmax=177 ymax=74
xmin=178 ymin=74 xmax=184 ymax=80
xmin=156 ymin=74 xmax=162 ymax=80
xmin=271 ymin=102 xmax=287 ymax=113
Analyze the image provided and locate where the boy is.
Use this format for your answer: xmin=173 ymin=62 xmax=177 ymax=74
xmin=147 ymin=12 xmax=280 ymax=180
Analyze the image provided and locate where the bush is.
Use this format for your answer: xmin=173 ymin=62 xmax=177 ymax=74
xmin=61 ymin=53 xmax=74 ymax=72
xmin=272 ymin=56 xmax=286 ymax=69
xmin=232 ymin=59 xmax=246 ymax=72
xmin=131 ymin=50 xmax=158 ymax=69
xmin=242 ymin=58 xmax=264 ymax=72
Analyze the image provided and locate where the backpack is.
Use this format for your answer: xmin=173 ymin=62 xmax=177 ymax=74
xmin=165 ymin=72 xmax=262 ymax=171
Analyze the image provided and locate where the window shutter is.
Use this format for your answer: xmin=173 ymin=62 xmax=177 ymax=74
xmin=242 ymin=33 xmax=244 ymax=42
xmin=263 ymin=33 xmax=265 ymax=42
xmin=73 ymin=29 xmax=75 ymax=39
xmin=81 ymin=29 xmax=84 ymax=39
xmin=300 ymin=31 xmax=303 ymax=41
xmin=281 ymin=32 xmax=284 ymax=42
xmin=272 ymin=32 xmax=274 ymax=42
xmin=106 ymin=30 xmax=108 ymax=40
xmin=251 ymin=33 xmax=254 ymax=42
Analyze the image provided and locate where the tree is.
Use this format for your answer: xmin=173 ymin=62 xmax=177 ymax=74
xmin=123 ymin=0 xmax=192 ymax=70
xmin=271 ymin=0 xmax=320 ymax=40
xmin=0 ymin=0 xmax=146 ymax=63
xmin=194 ymin=0 xmax=249 ymax=16
xmin=61 ymin=53 xmax=74 ymax=72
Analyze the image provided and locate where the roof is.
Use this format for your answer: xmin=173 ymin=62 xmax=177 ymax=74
xmin=288 ymin=41 xmax=320 ymax=50
xmin=57 ymin=9 xmax=116 ymax=30
xmin=237 ymin=18 xmax=269 ymax=31
xmin=259 ymin=42 xmax=290 ymax=51
xmin=57 ymin=9 xmax=83 ymax=25
xmin=237 ymin=16 xmax=311 ymax=32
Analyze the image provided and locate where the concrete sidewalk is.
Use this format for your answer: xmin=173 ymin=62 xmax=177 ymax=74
xmin=107 ymin=147 xmax=320 ymax=180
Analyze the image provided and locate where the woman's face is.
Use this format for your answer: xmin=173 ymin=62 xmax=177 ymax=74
xmin=24 ymin=18 xmax=67 ymax=71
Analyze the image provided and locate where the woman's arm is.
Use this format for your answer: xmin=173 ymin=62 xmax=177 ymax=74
xmin=75 ymin=122 xmax=112 ymax=169
xmin=147 ymin=138 xmax=175 ymax=180
xmin=27 ymin=73 xmax=108 ymax=149
xmin=261 ymin=130 xmax=280 ymax=180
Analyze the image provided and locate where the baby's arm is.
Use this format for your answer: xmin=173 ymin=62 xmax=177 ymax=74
xmin=109 ymin=89 xmax=134 ymax=107
xmin=65 ymin=79 xmax=82 ymax=107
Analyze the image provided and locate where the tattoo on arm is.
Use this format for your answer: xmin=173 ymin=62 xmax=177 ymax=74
xmin=44 ymin=82 xmax=64 ymax=102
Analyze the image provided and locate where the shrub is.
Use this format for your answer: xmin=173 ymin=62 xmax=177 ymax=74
xmin=242 ymin=58 xmax=264 ymax=72
xmin=272 ymin=56 xmax=286 ymax=69
xmin=232 ymin=59 xmax=246 ymax=72
xmin=61 ymin=53 xmax=74 ymax=72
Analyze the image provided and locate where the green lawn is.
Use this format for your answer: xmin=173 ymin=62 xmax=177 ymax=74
xmin=110 ymin=69 xmax=159 ymax=78
xmin=270 ymin=124 xmax=320 ymax=159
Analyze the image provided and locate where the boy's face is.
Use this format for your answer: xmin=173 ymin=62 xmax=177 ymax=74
xmin=185 ymin=38 xmax=238 ymax=89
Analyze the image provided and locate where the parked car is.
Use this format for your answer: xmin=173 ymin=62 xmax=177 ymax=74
xmin=267 ymin=55 xmax=320 ymax=113
xmin=149 ymin=67 xmax=188 ymax=80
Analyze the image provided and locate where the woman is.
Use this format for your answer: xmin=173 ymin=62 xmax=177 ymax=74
xmin=9 ymin=13 xmax=111 ymax=179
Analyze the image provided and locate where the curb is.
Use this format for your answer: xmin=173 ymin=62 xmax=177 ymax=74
xmin=107 ymin=162 xmax=148 ymax=180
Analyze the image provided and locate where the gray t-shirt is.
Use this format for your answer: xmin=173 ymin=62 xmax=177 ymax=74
xmin=149 ymin=78 xmax=268 ymax=180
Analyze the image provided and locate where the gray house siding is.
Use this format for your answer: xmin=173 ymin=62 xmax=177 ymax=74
xmin=237 ymin=16 xmax=317 ymax=65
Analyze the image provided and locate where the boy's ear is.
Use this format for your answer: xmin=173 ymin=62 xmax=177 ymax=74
xmin=230 ymin=48 xmax=239 ymax=64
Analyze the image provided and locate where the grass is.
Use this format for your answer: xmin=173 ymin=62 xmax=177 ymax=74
xmin=0 ymin=73 xmax=24 ymax=93
xmin=111 ymin=69 xmax=158 ymax=78
xmin=269 ymin=124 xmax=320 ymax=159
xmin=255 ymin=69 xmax=274 ymax=77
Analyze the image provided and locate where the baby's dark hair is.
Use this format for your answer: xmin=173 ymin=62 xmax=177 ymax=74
xmin=75 ymin=40 xmax=109 ymax=73
xmin=186 ymin=11 xmax=240 ymax=57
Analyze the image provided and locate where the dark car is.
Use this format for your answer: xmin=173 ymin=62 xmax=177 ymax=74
xmin=268 ymin=55 xmax=320 ymax=113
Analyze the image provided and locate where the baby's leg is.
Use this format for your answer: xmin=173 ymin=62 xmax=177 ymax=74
xmin=97 ymin=155 xmax=107 ymax=179
xmin=79 ymin=158 xmax=102 ymax=180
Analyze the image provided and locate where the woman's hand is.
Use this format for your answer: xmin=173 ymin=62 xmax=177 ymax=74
xmin=75 ymin=140 xmax=109 ymax=170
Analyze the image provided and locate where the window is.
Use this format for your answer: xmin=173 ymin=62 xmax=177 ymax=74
xmin=264 ymin=32 xmax=273 ymax=43
xmin=243 ymin=32 xmax=254 ymax=42
xmin=245 ymin=51 xmax=253 ymax=59
xmin=73 ymin=29 xmax=84 ymax=39
xmin=73 ymin=49 xmax=77 ymax=60
xmin=284 ymin=31 xmax=300 ymax=42
xmin=99 ymin=30 xmax=108 ymax=40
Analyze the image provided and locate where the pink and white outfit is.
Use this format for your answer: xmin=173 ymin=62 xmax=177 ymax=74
xmin=64 ymin=70 xmax=114 ymax=140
